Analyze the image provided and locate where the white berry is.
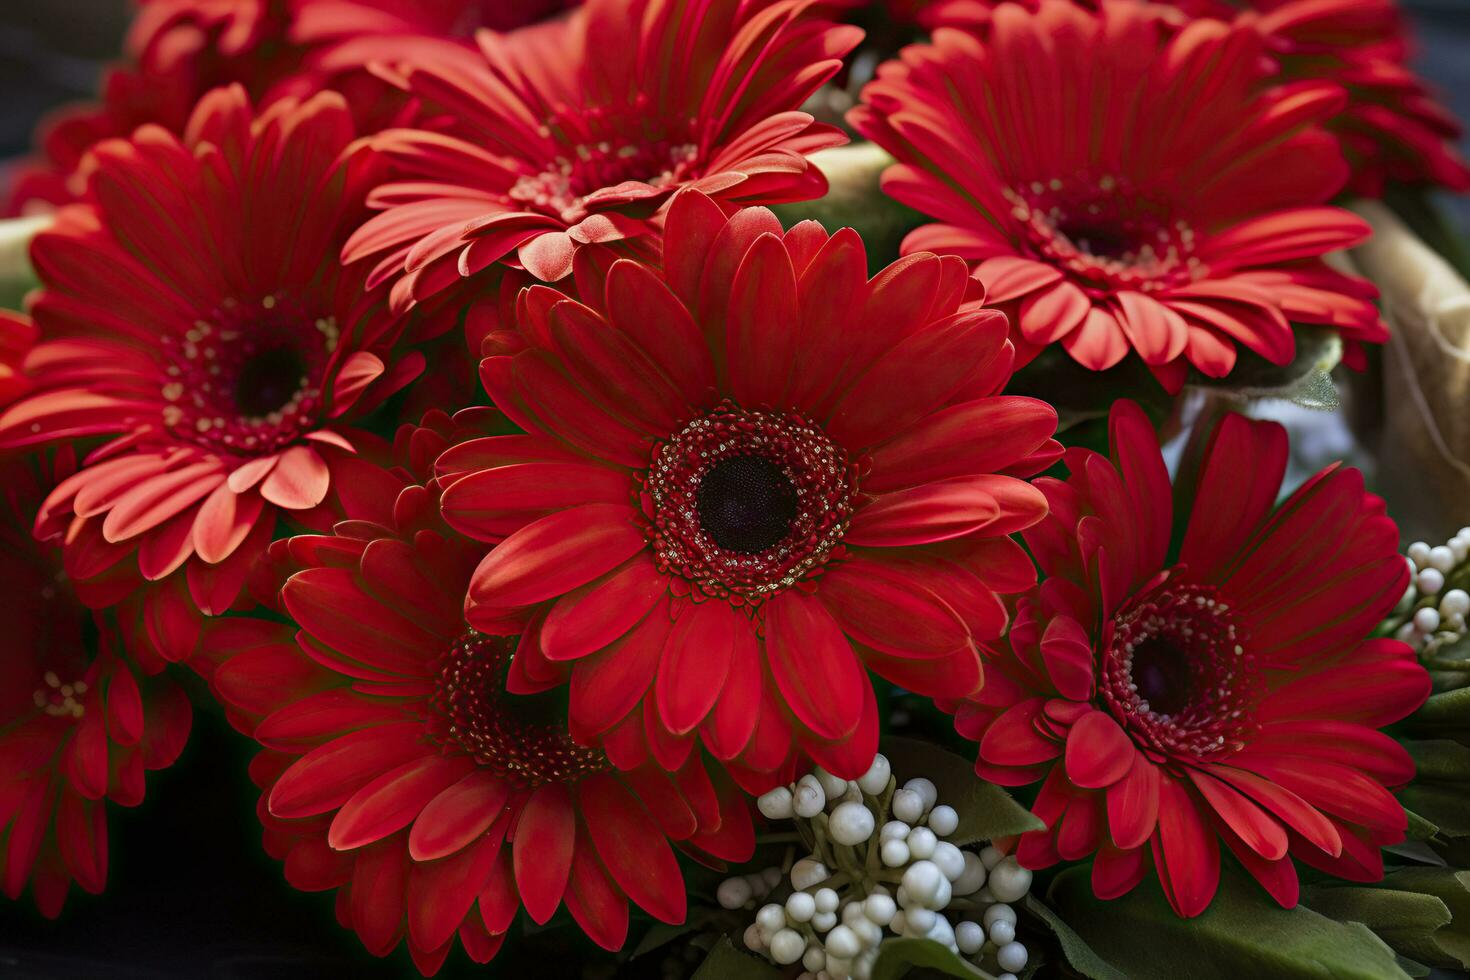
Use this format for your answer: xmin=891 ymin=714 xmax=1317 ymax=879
xmin=856 ymin=754 xmax=891 ymax=795
xmin=795 ymin=775 xmax=826 ymax=818
xmin=814 ymin=887 xmax=840 ymax=913
xmin=927 ymin=804 xmax=959 ymax=836
xmin=903 ymin=778 xmax=938 ymax=811
xmin=1430 ymin=546 xmax=1456 ymax=572
xmin=903 ymin=908 xmax=937 ymax=935
xmin=758 ymin=786 xmax=795 ymax=820
xmin=792 ymin=857 xmax=830 ymax=891
xmin=880 ymin=820 xmax=910 ymax=843
xmin=952 ymin=851 xmax=987 ymax=895
xmin=956 ymin=920 xmax=984 ymax=954
xmin=901 ymin=861 xmax=944 ymax=907
xmin=743 ymin=923 xmax=765 ymax=951
xmin=881 ymin=839 xmax=911 ymax=867
xmin=771 ymin=928 xmax=806 ymax=964
xmin=892 ymin=788 xmax=925 ymax=824
xmin=826 ymin=924 xmax=861 ymax=958
xmin=989 ymin=918 xmax=1016 ymax=945
xmin=997 ymin=941 xmax=1029 ymax=972
xmin=1415 ymin=607 xmax=1442 ymax=633
xmin=980 ymin=845 xmax=1005 ymax=869
xmin=988 ymin=857 xmax=1033 ymax=902
xmin=983 ymin=903 xmax=1017 ymax=928
xmin=812 ymin=910 xmax=837 ymax=932
xmin=931 ymin=841 xmax=966 ymax=882
xmin=906 ymin=826 xmax=937 ymax=860
xmin=717 ymin=877 xmax=753 ymax=909
xmin=830 ymin=801 xmax=877 ymax=846
xmin=814 ymin=767 xmax=848 ymax=800
xmin=863 ymin=893 xmax=896 ymax=926
xmin=1443 ymin=589 xmax=1470 ymax=617
xmin=1419 ymin=568 xmax=1446 ymax=595
xmin=786 ymin=891 xmax=816 ymax=922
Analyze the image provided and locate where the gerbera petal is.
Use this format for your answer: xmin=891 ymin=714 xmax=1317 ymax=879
xmin=763 ymin=591 xmax=867 ymax=740
xmin=466 ymin=503 xmax=647 ymax=610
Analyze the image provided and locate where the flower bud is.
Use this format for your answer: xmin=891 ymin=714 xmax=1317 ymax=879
xmin=791 ymin=857 xmax=830 ymax=891
xmin=758 ymin=786 xmax=795 ymax=820
xmin=829 ymin=801 xmax=877 ymax=846
xmin=856 ymin=754 xmax=891 ymax=795
xmin=717 ymin=876 xmax=753 ymax=909
xmin=794 ymin=775 xmax=826 ymax=818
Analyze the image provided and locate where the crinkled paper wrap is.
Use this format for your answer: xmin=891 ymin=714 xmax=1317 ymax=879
xmin=1351 ymin=201 xmax=1470 ymax=541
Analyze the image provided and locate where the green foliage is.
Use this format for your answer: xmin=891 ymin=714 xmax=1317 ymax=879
xmin=1047 ymin=867 xmax=1412 ymax=980
xmin=690 ymin=936 xmax=785 ymax=980
xmin=1305 ymin=868 xmax=1470 ymax=970
xmin=870 ymin=937 xmax=996 ymax=980
xmin=879 ymin=736 xmax=1045 ymax=845
xmin=1186 ymin=324 xmax=1343 ymax=411
xmin=1023 ymin=895 xmax=1127 ymax=980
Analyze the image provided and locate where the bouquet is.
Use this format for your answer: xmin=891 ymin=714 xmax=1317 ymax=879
xmin=2 ymin=0 xmax=1469 ymax=977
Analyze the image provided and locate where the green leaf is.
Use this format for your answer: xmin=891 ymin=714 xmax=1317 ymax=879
xmin=1399 ymin=783 xmax=1470 ymax=837
xmin=1023 ymin=895 xmax=1128 ymax=980
xmin=1048 ymin=866 xmax=1412 ymax=980
xmin=870 ymin=937 xmax=995 ymax=980
xmin=691 ymin=936 xmax=784 ymax=980
xmin=1186 ymin=324 xmax=1342 ymax=410
xmin=879 ymin=736 xmax=1045 ymax=844
xmin=1405 ymin=739 xmax=1470 ymax=780
xmin=1301 ymin=883 xmax=1452 ymax=967
xmin=631 ymin=920 xmax=701 ymax=959
xmin=1403 ymin=687 xmax=1470 ymax=735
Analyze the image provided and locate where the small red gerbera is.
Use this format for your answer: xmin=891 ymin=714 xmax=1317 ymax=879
xmin=951 ymin=400 xmax=1430 ymax=917
xmin=434 ymin=190 xmax=1060 ymax=790
xmin=851 ymin=0 xmax=1387 ymax=391
xmin=1168 ymin=0 xmax=1470 ymax=196
xmin=0 ymin=454 xmax=191 ymax=918
xmin=0 ymin=86 xmax=426 ymax=655
xmin=343 ymin=0 xmax=862 ymax=308
xmin=198 ymin=412 xmax=752 ymax=975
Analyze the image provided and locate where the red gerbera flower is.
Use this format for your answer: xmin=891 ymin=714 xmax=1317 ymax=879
xmin=0 ymin=453 xmax=191 ymax=918
xmin=0 ymin=86 xmax=426 ymax=656
xmin=343 ymin=0 xmax=862 ymax=308
xmin=196 ymin=411 xmax=752 ymax=975
xmin=433 ymin=190 xmax=1060 ymax=790
xmin=850 ymin=0 xmax=1387 ymax=392
xmin=950 ymin=400 xmax=1430 ymax=917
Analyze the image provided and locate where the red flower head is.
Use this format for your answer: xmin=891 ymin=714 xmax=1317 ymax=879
xmin=343 ymin=0 xmax=863 ymax=310
xmin=198 ymin=411 xmax=752 ymax=975
xmin=0 ymin=86 xmax=427 ymax=658
xmin=435 ymin=191 xmax=1061 ymax=791
xmin=952 ymin=400 xmax=1430 ymax=917
xmin=0 ymin=453 xmax=191 ymax=918
xmin=850 ymin=0 xmax=1388 ymax=392
xmin=5 ymin=0 xmax=571 ymax=215
xmin=1169 ymin=0 xmax=1470 ymax=196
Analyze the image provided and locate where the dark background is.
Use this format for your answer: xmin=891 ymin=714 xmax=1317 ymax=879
xmin=1 ymin=2 xmax=1469 ymax=977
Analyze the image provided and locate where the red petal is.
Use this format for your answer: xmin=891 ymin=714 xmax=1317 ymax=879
xmin=467 ymin=504 xmax=647 ymax=609
xmin=1151 ymin=774 xmax=1220 ymax=917
xmin=329 ymin=754 xmax=475 ymax=851
xmin=410 ymin=770 xmax=513 ymax=862
xmin=579 ymin=775 xmax=686 ymax=923
xmin=657 ymin=601 xmax=740 ymax=735
xmin=512 ymin=782 xmax=576 ymax=924
xmin=763 ymin=592 xmax=867 ymax=740
xmin=1064 ymin=711 xmax=1135 ymax=789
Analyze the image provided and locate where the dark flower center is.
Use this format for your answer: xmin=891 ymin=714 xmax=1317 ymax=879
xmin=645 ymin=401 xmax=857 ymax=605
xmin=429 ymin=631 xmax=607 ymax=787
xmin=2 ymin=539 xmax=93 ymax=724
xmin=234 ymin=345 xmax=309 ymax=418
xmin=1099 ymin=581 xmax=1259 ymax=761
xmin=1007 ymin=176 xmax=1200 ymax=291
xmin=160 ymin=292 xmax=337 ymax=456
xmin=696 ymin=455 xmax=799 ymax=554
xmin=507 ymin=137 xmax=699 ymax=222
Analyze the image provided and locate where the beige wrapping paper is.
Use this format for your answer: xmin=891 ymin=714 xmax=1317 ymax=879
xmin=1351 ymin=200 xmax=1470 ymax=541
